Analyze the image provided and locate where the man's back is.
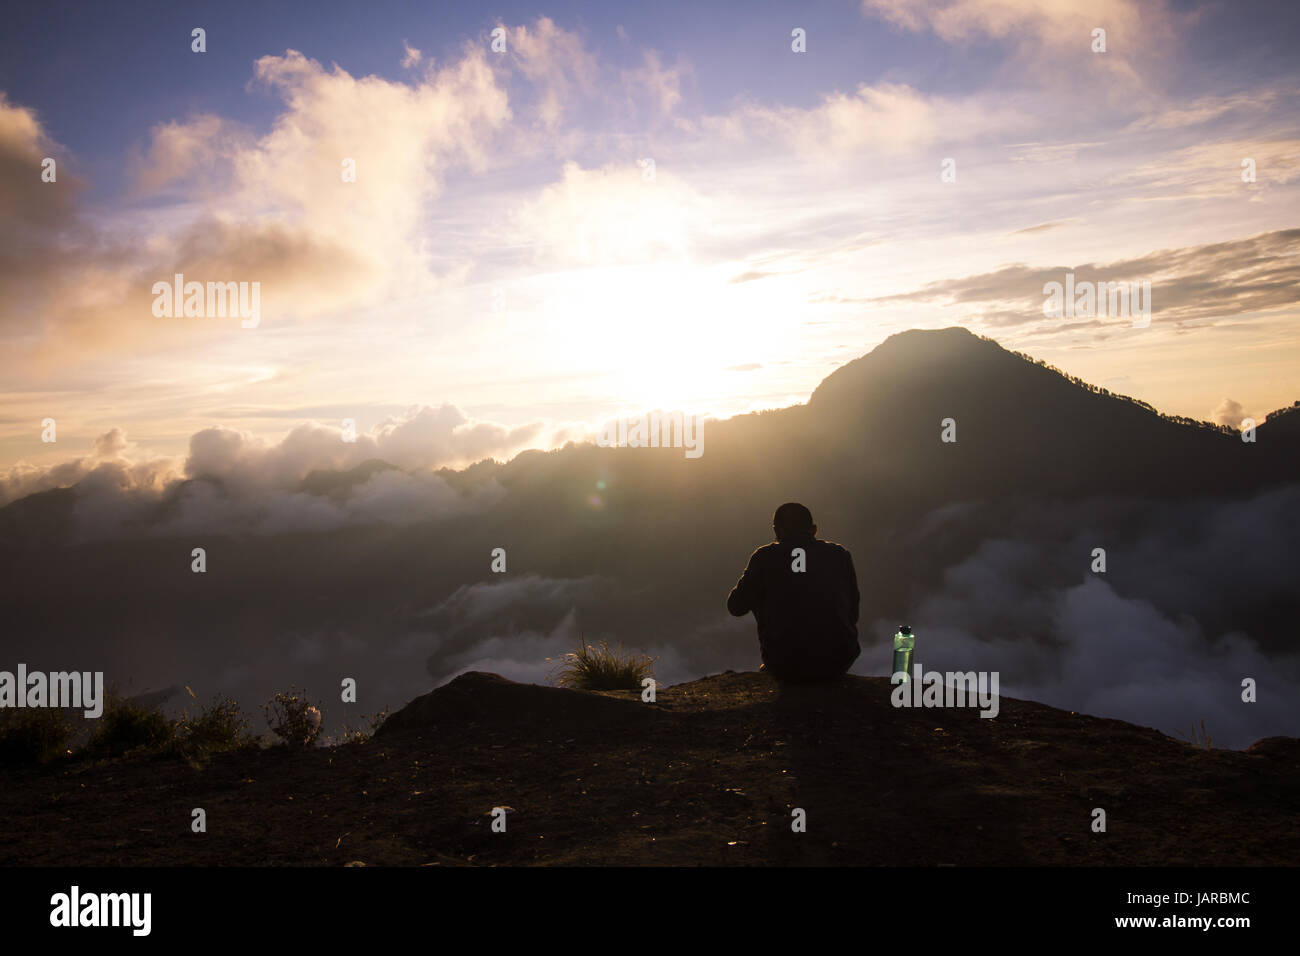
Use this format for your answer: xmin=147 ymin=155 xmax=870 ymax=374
xmin=727 ymin=531 xmax=861 ymax=682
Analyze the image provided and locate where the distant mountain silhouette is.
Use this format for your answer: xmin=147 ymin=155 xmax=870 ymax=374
xmin=3 ymin=327 xmax=1295 ymax=542
xmin=806 ymin=326 xmax=1294 ymax=499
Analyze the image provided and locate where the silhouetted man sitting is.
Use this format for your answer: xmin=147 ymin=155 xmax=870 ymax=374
xmin=727 ymin=503 xmax=861 ymax=684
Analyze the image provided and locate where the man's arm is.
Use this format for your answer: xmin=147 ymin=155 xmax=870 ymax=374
xmin=727 ymin=551 xmax=762 ymax=616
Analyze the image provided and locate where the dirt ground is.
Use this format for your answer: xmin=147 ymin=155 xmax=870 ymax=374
xmin=2 ymin=671 xmax=1297 ymax=866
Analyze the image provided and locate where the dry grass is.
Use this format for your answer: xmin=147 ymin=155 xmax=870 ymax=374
xmin=548 ymin=633 xmax=656 ymax=691
xmin=1175 ymin=718 xmax=1214 ymax=750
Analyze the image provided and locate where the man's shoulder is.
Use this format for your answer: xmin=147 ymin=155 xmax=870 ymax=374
xmin=753 ymin=538 xmax=853 ymax=559
xmin=814 ymin=538 xmax=854 ymax=559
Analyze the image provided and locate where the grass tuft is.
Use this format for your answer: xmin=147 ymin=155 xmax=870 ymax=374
xmin=548 ymin=633 xmax=656 ymax=691
xmin=326 ymin=706 xmax=390 ymax=746
xmin=174 ymin=691 xmax=255 ymax=757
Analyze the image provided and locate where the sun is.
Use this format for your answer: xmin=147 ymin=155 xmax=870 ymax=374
xmin=534 ymin=260 xmax=802 ymax=413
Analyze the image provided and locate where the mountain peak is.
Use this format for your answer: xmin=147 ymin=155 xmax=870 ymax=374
xmin=809 ymin=326 xmax=999 ymax=407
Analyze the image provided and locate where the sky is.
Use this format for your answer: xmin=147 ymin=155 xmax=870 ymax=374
xmin=2 ymin=0 xmax=1298 ymax=499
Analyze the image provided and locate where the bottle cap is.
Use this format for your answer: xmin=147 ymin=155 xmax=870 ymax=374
xmin=898 ymin=625 xmax=912 ymax=634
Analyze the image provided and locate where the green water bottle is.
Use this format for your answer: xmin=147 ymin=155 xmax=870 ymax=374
xmin=892 ymin=625 xmax=915 ymax=682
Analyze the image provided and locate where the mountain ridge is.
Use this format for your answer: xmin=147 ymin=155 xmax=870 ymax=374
xmin=2 ymin=327 xmax=1295 ymax=537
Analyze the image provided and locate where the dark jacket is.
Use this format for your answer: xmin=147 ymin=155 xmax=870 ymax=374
xmin=726 ymin=534 xmax=861 ymax=677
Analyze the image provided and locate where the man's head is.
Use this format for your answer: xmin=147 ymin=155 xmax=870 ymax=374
xmin=773 ymin=502 xmax=816 ymax=541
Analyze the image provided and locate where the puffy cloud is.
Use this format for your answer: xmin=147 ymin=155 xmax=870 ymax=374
xmin=177 ymin=405 xmax=542 ymax=490
xmin=371 ymin=405 xmax=543 ymax=471
xmin=4 ymin=36 xmax=516 ymax=358
xmin=154 ymin=464 xmax=494 ymax=537
xmin=1210 ymin=398 xmax=1248 ymax=429
xmin=0 ymin=93 xmax=113 ymax=357
xmin=511 ymin=160 xmax=713 ymax=268
xmin=419 ymin=574 xmax=608 ymax=641
xmin=0 ymin=404 xmax=546 ymax=534
xmin=131 ymin=114 xmax=232 ymax=193
xmin=2 ymin=17 xmax=643 ymax=373
xmin=706 ymin=83 xmax=1024 ymax=159
xmin=91 ymin=427 xmax=130 ymax=459
xmin=185 ymin=421 xmax=353 ymax=489
xmin=855 ymin=486 xmax=1300 ymax=749
xmin=413 ymin=575 xmax=677 ymax=686
xmin=0 ymin=92 xmax=82 ymax=230
xmin=0 ymin=429 xmax=178 ymax=506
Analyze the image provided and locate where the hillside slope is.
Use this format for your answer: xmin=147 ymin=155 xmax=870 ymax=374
xmin=3 ymin=671 xmax=1297 ymax=866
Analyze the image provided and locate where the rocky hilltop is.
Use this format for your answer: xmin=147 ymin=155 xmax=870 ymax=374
xmin=3 ymin=670 xmax=1297 ymax=866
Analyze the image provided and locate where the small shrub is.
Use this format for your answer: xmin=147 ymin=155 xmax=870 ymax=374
xmin=0 ymin=707 xmax=75 ymax=766
xmin=327 ymin=706 xmax=390 ymax=746
xmin=548 ymin=633 xmax=656 ymax=691
xmin=176 ymin=694 xmax=253 ymax=756
xmin=263 ymin=688 xmax=323 ymax=747
xmin=90 ymin=694 xmax=176 ymax=757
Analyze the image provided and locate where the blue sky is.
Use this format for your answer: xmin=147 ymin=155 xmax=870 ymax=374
xmin=9 ymin=0 xmax=1293 ymax=199
xmin=1 ymin=0 xmax=1298 ymax=496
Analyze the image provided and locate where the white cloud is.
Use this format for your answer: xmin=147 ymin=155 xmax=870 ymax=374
xmin=862 ymin=0 xmax=1148 ymax=47
xmin=1211 ymin=397 xmax=1248 ymax=429
xmin=2 ymin=42 xmax=516 ymax=361
xmin=132 ymin=114 xmax=233 ymax=192
xmin=510 ymin=160 xmax=713 ymax=268
xmin=621 ymin=49 xmax=690 ymax=119
xmin=0 ymin=404 xmax=548 ymax=536
xmin=706 ymin=82 xmax=1024 ymax=159
xmin=860 ymin=0 xmax=1177 ymax=93
xmin=506 ymin=17 xmax=599 ymax=129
